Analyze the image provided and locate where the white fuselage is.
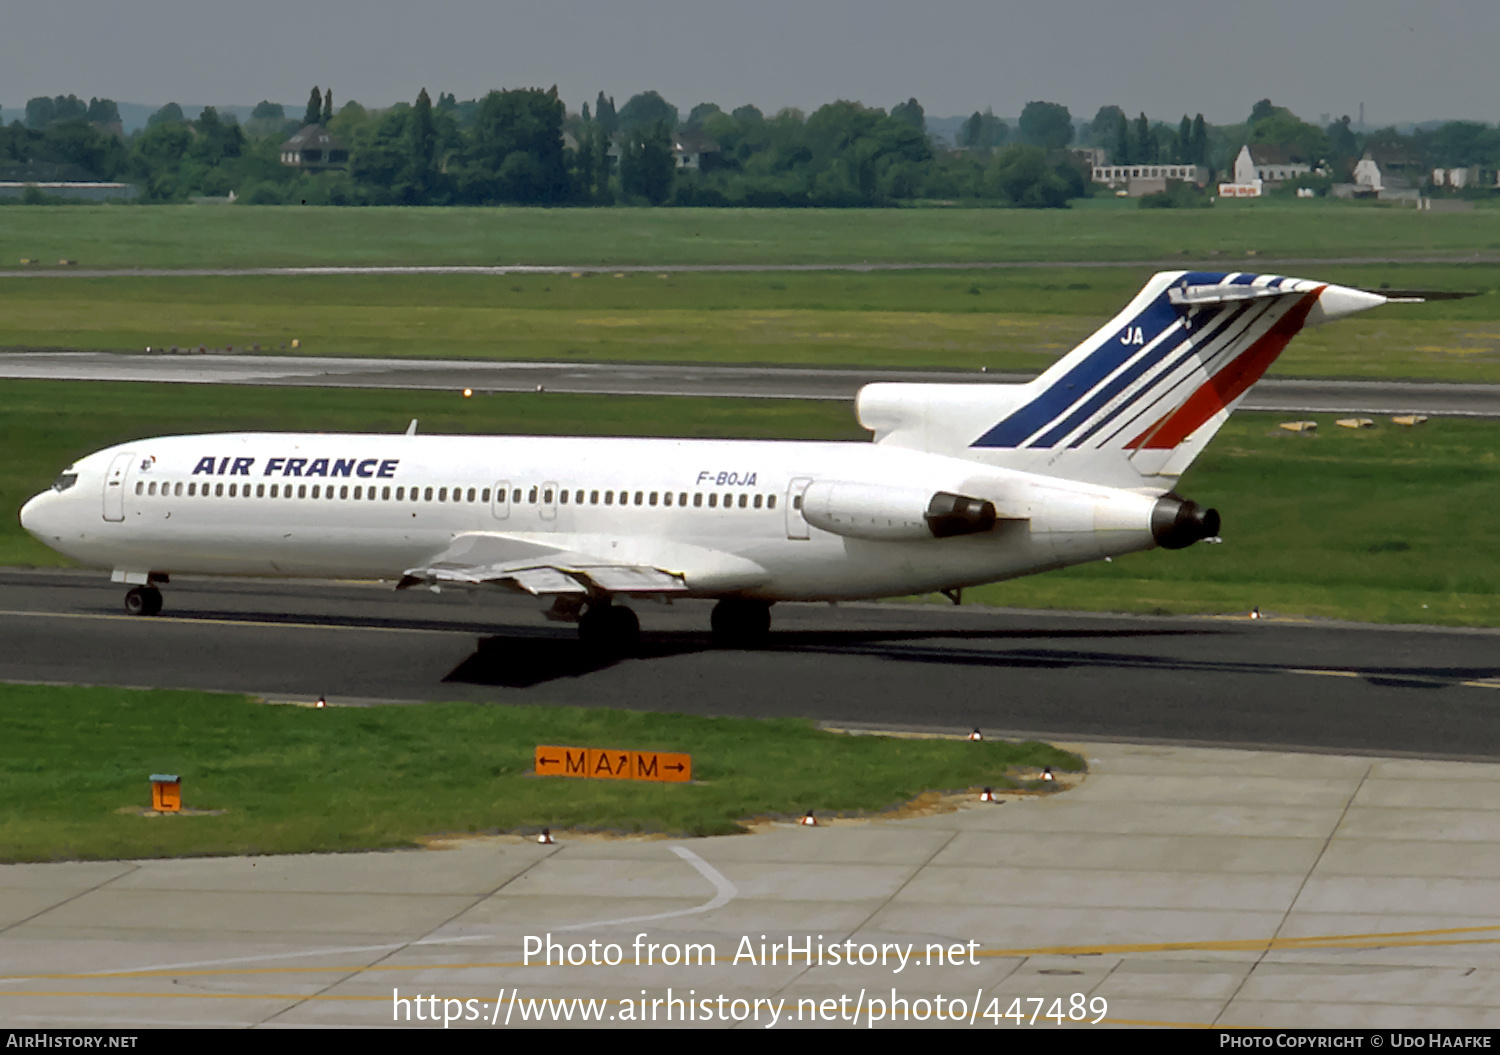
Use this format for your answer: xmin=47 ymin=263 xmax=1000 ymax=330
xmin=20 ymin=431 xmax=1165 ymax=602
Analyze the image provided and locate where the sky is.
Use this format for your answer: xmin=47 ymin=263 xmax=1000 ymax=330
xmin=3 ymin=0 xmax=1496 ymax=128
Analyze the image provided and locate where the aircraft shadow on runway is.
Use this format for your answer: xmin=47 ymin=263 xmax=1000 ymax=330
xmin=444 ymin=625 xmax=1224 ymax=689
xmin=443 ymin=625 xmax=1500 ymax=693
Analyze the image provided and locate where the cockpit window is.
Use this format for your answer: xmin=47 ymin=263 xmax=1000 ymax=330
xmin=52 ymin=472 xmax=78 ymax=493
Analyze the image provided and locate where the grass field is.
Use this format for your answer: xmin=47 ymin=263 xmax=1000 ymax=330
xmin=0 ymin=684 xmax=1079 ymax=860
xmin=2 ymin=202 xmax=1500 ymax=270
xmin=6 ymin=381 xmax=1500 ymax=627
xmin=4 ymin=264 xmax=1498 ymax=379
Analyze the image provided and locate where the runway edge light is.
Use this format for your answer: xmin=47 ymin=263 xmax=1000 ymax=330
xmin=979 ymin=787 xmax=998 ymax=803
xmin=968 ymin=728 xmax=983 ymax=741
xmin=537 ymin=828 xmax=554 ymax=845
xmin=800 ymin=811 xmax=818 ymax=827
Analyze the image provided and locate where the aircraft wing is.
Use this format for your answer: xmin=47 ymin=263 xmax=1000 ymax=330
xmin=398 ymin=532 xmax=688 ymax=596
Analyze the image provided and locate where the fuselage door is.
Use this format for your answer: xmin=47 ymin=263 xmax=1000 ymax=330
xmin=785 ymin=476 xmax=813 ymax=540
xmin=102 ymin=451 xmax=135 ymax=522
xmin=540 ymin=481 xmax=559 ymax=522
xmin=491 ymin=480 xmax=511 ymax=521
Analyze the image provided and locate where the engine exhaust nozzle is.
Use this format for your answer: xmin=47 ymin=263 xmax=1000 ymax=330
xmin=1151 ymin=493 xmax=1221 ymax=550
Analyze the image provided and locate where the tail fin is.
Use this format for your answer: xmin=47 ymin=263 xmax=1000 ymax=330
xmin=857 ymin=271 xmax=1388 ymax=491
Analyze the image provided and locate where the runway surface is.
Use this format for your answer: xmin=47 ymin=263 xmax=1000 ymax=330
xmin=4 ymin=569 xmax=1498 ymax=762
xmin=5 ymin=351 xmax=1500 ymax=416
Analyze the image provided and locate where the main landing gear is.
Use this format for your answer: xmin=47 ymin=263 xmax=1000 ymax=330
xmin=577 ymin=600 xmax=640 ymax=656
xmin=124 ymin=585 xmax=163 ymax=617
xmin=711 ymin=597 xmax=772 ymax=648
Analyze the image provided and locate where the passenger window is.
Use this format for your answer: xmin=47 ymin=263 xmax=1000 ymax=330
xmin=311 ymin=485 xmax=320 ymax=499
xmin=768 ymin=495 xmax=777 ymax=509
xmin=559 ymin=490 xmax=568 ymax=504
xmin=663 ymin=492 xmax=672 ymax=507
xmin=723 ymin=492 xmax=732 ymax=508
xmin=354 ymin=486 xmax=363 ymax=500
xmin=215 ymin=483 xmax=224 ymax=497
xmin=543 ymin=489 xmax=553 ymax=503
xmin=528 ymin=487 xmax=537 ymax=503
xmin=605 ymin=491 xmax=614 ymax=505
xmin=738 ymin=494 xmax=748 ymax=508
xmin=175 ymin=482 xmax=183 ymax=497
xmin=708 ymin=494 xmax=717 ymax=508
xmin=754 ymin=494 xmax=763 ymax=509
xmin=227 ymin=483 xmax=235 ymax=497
xmin=793 ymin=495 xmax=802 ymax=510
xmin=300 ymin=485 xmax=308 ymax=499
xmin=512 ymin=488 xmax=521 ymax=503
xmin=467 ymin=487 xmax=475 ymax=502
xmin=397 ymin=487 xmax=405 ymax=500
xmin=694 ymin=493 xmax=703 ymax=507
xmin=650 ymin=492 xmax=659 ymax=506
xmin=187 ymin=483 xmax=196 ymax=496
xmin=679 ymin=492 xmax=688 ymax=506
xmin=423 ymin=487 xmax=432 ymax=501
xmin=590 ymin=490 xmax=599 ymax=505
xmin=634 ymin=490 xmax=643 ymax=505
xmin=575 ymin=490 xmax=584 ymax=504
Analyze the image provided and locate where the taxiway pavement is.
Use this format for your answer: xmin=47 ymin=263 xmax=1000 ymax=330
xmin=4 ymin=351 xmax=1500 ymax=417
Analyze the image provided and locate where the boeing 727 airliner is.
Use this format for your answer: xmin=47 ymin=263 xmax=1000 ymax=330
xmin=18 ymin=271 xmax=1414 ymax=650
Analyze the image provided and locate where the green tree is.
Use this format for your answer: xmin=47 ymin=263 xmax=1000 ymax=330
xmin=24 ymin=97 xmax=54 ymax=130
xmin=1018 ymin=101 xmax=1072 ymax=149
xmin=991 ymin=144 xmax=1070 ymax=207
xmin=1090 ymin=105 xmax=1125 ymax=147
xmin=251 ymin=100 xmax=285 ymax=121
xmin=1113 ymin=110 xmax=1131 ymax=165
xmin=406 ymin=88 xmax=439 ymax=202
xmin=595 ymin=92 xmax=617 ymax=137
xmin=891 ymin=97 xmax=925 ymax=132
xmin=304 ymin=86 xmax=322 ymax=127
xmin=322 ymin=89 xmax=333 ymax=126
xmin=1190 ymin=114 xmax=1208 ymax=165
xmin=1177 ymin=115 xmax=1192 ymax=162
xmin=1134 ymin=113 xmax=1154 ymax=162
xmin=617 ymin=91 xmax=677 ymax=135
xmin=619 ymin=119 xmax=675 ymax=204
xmin=685 ymin=102 xmax=724 ymax=128
xmin=459 ymin=87 xmax=570 ymax=204
xmin=86 ymin=98 xmax=120 ymax=126
xmin=960 ymin=108 xmax=1006 ymax=151
xmin=146 ymin=102 xmax=184 ymax=127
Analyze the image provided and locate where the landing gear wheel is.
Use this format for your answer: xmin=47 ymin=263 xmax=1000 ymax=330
xmin=577 ymin=603 xmax=640 ymax=656
xmin=124 ymin=585 xmax=162 ymax=617
xmin=711 ymin=598 xmax=772 ymax=648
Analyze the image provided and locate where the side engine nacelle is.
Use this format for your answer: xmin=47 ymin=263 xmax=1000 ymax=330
xmin=801 ymin=481 xmax=998 ymax=541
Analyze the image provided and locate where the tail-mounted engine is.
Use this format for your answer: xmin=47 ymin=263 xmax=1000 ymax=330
xmin=801 ymin=481 xmax=997 ymax=541
xmin=1150 ymin=492 xmax=1220 ymax=549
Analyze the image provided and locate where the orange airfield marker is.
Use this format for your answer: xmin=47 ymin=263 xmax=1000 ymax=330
xmin=534 ymin=746 xmax=692 ymax=783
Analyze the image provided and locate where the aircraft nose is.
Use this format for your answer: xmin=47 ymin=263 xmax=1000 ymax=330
xmin=19 ymin=490 xmax=55 ymax=540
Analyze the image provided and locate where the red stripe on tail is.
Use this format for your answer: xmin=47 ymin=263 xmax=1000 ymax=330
xmin=1126 ymin=288 xmax=1323 ymax=450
